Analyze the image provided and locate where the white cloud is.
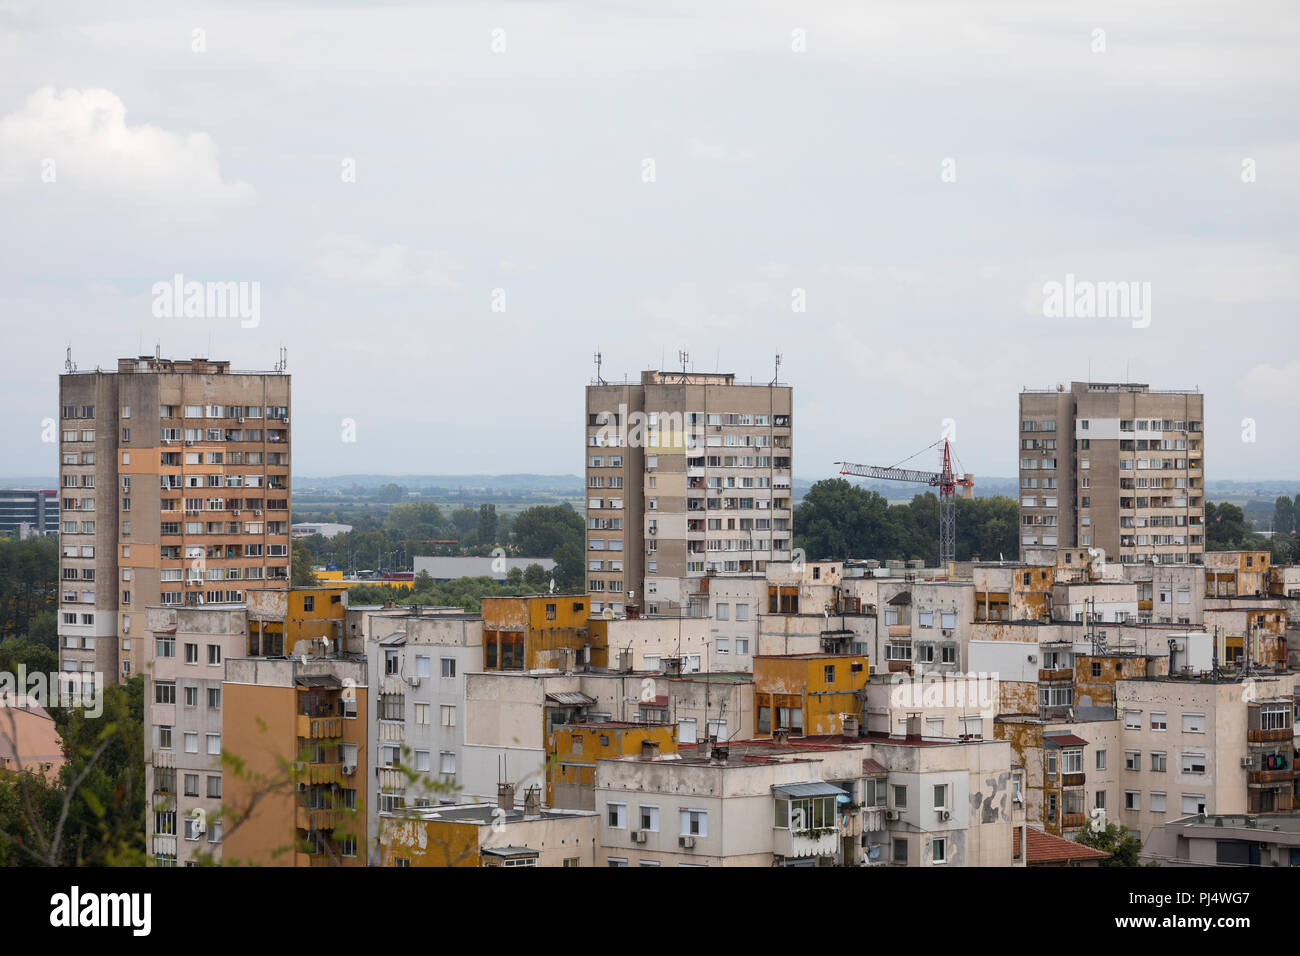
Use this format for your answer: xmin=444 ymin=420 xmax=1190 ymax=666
xmin=688 ymin=137 xmax=755 ymax=165
xmin=0 ymin=86 xmax=253 ymax=214
xmin=310 ymin=233 xmax=460 ymax=290
xmin=1239 ymin=362 xmax=1300 ymax=408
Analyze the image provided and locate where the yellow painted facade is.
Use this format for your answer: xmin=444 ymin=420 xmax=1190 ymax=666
xmin=752 ymin=653 xmax=869 ymax=737
xmin=480 ymin=594 xmax=599 ymax=670
xmin=545 ymin=722 xmax=678 ymax=807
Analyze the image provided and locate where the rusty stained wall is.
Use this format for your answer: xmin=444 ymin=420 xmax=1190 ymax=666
xmin=995 ymin=720 xmax=1054 ymax=835
xmin=999 ymin=680 xmax=1039 ymax=715
xmin=1072 ymin=655 xmax=1140 ymax=709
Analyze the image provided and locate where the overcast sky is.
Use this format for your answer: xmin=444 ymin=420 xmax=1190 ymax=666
xmin=1 ymin=0 xmax=1297 ymax=482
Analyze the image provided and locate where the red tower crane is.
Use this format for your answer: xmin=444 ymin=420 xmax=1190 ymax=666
xmin=835 ymin=439 xmax=974 ymax=567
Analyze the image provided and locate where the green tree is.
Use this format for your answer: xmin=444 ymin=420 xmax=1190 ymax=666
xmin=384 ymin=502 xmax=448 ymax=542
xmin=291 ymin=541 xmax=319 ymax=587
xmin=1205 ymin=501 xmax=1261 ymax=551
xmin=510 ymin=505 xmax=583 ymax=558
xmin=1075 ymin=819 xmax=1144 ymax=867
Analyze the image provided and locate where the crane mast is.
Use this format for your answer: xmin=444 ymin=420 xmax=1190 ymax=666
xmin=835 ymin=439 xmax=973 ymax=567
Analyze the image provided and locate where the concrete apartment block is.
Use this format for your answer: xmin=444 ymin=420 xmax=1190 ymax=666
xmin=1019 ymin=382 xmax=1204 ymax=567
xmin=586 ymin=370 xmax=792 ymax=618
xmin=58 ymin=356 xmax=291 ymax=685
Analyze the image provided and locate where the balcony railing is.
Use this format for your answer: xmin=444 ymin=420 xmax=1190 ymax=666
xmin=1060 ymin=813 xmax=1087 ymax=829
xmin=1248 ymin=727 xmax=1291 ymax=743
xmin=297 ymin=715 xmax=343 ymax=739
xmin=296 ymin=807 xmax=342 ymax=831
xmin=1061 ymin=773 xmax=1086 ymax=788
xmin=1038 ymin=668 xmax=1073 ymax=682
xmin=773 ymin=828 xmax=839 ymax=859
xmin=1248 ymin=769 xmax=1294 ymax=786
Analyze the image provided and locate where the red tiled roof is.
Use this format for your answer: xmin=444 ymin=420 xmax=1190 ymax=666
xmin=1044 ymin=733 xmax=1089 ymax=748
xmin=1021 ymin=827 xmax=1110 ymax=864
xmin=862 ymin=758 xmax=889 ymax=775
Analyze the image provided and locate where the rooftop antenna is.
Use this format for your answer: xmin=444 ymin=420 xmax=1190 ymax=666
xmin=770 ymin=353 xmax=782 ymax=386
xmin=64 ymin=347 xmax=76 ymax=373
xmin=593 ymin=350 xmax=606 ymax=385
xmin=275 ymin=346 xmax=288 ymax=372
xmin=678 ymin=349 xmax=689 ymax=382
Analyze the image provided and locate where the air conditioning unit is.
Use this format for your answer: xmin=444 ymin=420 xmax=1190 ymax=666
xmin=342 ymin=764 xmax=356 ymax=776
xmin=406 ymin=677 xmax=421 ymax=688
xmin=1240 ymin=756 xmax=1254 ymax=769
xmin=939 ymin=810 xmax=952 ymax=821
xmin=632 ymin=830 xmax=648 ymax=844
xmin=1027 ymin=654 xmax=1038 ymax=663
xmin=679 ymin=835 xmax=696 ymax=849
xmin=885 ymin=809 xmax=899 ymax=821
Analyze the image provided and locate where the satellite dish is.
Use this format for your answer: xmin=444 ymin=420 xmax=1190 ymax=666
xmin=548 ymin=577 xmax=555 ymax=594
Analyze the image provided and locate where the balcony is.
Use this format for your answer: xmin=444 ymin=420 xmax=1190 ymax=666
xmin=1060 ymin=812 xmax=1087 ymax=829
xmin=1061 ymin=773 xmax=1086 ymax=788
xmin=1038 ymin=668 xmax=1073 ymax=683
xmin=1248 ymin=727 xmax=1291 ymax=744
xmin=296 ymin=715 xmax=343 ymax=739
xmin=773 ymin=828 xmax=839 ymax=859
xmin=297 ymin=807 xmax=342 ymax=831
xmin=1248 ymin=769 xmax=1293 ymax=786
xmin=860 ymin=807 xmax=885 ymax=832
xmin=307 ymin=763 xmax=342 ymax=785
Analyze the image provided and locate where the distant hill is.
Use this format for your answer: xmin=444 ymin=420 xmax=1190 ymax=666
xmin=295 ymin=474 xmax=584 ymax=493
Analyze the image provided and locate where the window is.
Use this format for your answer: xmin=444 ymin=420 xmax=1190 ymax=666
xmin=440 ymin=704 xmax=456 ymax=728
xmin=933 ymin=784 xmax=948 ymax=810
xmin=155 ymin=681 xmax=176 ymax=705
xmin=1150 ymin=751 xmax=1166 ymax=772
xmin=1095 ymin=750 xmax=1106 ymax=770
xmin=1124 ymin=710 xmax=1141 ymax=729
xmin=183 ymin=732 xmax=198 ymax=753
xmin=680 ymin=809 xmax=707 ymax=837
xmin=893 ymin=784 xmax=907 ymax=808
xmin=439 ymin=752 xmax=456 ymax=775
xmin=932 ymin=837 xmax=946 ymax=864
xmin=1061 ymin=749 xmax=1083 ymax=774
xmin=440 ymin=657 xmax=456 ymax=678
xmin=207 ymin=733 xmax=221 ymax=755
xmin=184 ymin=773 xmax=199 ymax=796
xmin=158 ymin=726 xmax=173 ymax=750
xmin=1125 ymin=791 xmax=1140 ymax=811
xmin=207 ymin=775 xmax=222 ymax=798
xmin=1150 ymin=792 xmax=1167 ymax=813
xmin=892 ymin=839 xmax=908 ymax=864
xmin=1182 ymin=713 xmax=1205 ymax=733
xmin=1125 ymin=750 xmax=1140 ymax=771
xmin=414 ymin=703 xmax=430 ymax=725
xmin=607 ymin=857 xmax=628 ymax=867
xmin=185 ymin=643 xmax=198 ymax=664
xmin=1151 ymin=711 xmax=1167 ymax=731
xmin=414 ymin=654 xmax=431 ymax=678
xmin=207 ymin=687 xmax=221 ymax=709
xmin=716 ymin=603 xmax=729 ymax=621
xmin=639 ymin=805 xmax=659 ymax=832
xmin=303 ymin=595 xmax=315 ymax=612
xmin=207 ymin=645 xmax=221 ymax=666
xmin=183 ymin=685 xmax=197 ymax=707
xmin=1181 ymin=753 xmax=1207 ymax=774
xmin=156 ymin=636 xmax=175 ymax=658
xmin=1046 ymin=752 xmax=1057 ymax=779
xmin=607 ymin=802 xmax=627 ymax=828
xmin=1182 ymin=794 xmax=1206 ymax=815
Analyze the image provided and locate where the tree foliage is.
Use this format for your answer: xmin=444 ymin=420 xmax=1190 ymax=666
xmin=1075 ymin=819 xmax=1145 ymax=867
xmin=793 ymin=479 xmax=1020 ymax=564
